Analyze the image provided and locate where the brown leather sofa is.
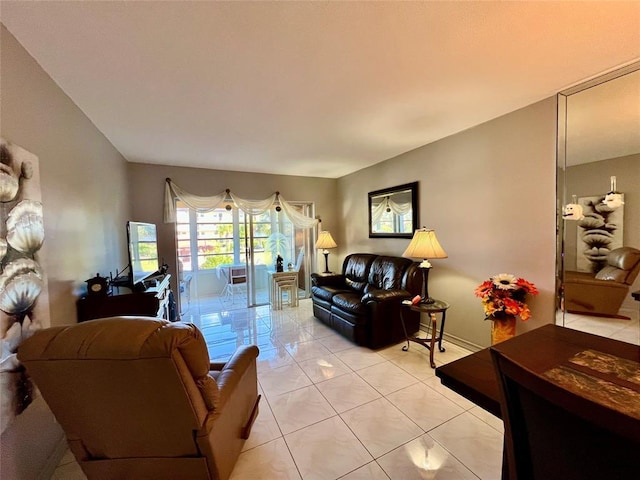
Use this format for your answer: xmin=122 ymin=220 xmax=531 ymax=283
xmin=564 ymin=246 xmax=640 ymax=318
xmin=311 ymin=253 xmax=423 ymax=348
xmin=17 ymin=317 xmax=260 ymax=480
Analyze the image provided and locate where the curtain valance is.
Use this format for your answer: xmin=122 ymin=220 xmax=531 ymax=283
xmin=163 ymin=179 xmax=318 ymax=229
xmin=371 ymin=196 xmax=412 ymax=225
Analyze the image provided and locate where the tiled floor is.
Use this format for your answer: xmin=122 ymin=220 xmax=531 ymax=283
xmin=53 ymin=297 xmax=639 ymax=479
xmin=561 ymin=304 xmax=640 ymax=346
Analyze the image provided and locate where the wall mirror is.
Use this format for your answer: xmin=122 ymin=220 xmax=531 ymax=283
xmin=557 ymin=61 xmax=640 ymax=344
xmin=368 ymin=182 xmax=418 ymax=238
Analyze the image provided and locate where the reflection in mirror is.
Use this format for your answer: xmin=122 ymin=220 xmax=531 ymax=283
xmin=557 ymin=61 xmax=640 ymax=345
xmin=368 ymin=182 xmax=418 ymax=238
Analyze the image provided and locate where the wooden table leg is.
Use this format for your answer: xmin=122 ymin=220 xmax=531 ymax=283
xmin=429 ymin=313 xmax=437 ymax=368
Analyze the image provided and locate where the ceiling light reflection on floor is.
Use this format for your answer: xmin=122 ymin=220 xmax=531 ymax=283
xmin=408 ymin=441 xmax=445 ymax=475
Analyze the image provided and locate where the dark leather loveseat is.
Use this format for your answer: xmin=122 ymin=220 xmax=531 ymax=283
xmin=311 ymin=253 xmax=423 ymax=349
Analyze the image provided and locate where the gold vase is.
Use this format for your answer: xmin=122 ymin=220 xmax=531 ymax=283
xmin=490 ymin=315 xmax=516 ymax=345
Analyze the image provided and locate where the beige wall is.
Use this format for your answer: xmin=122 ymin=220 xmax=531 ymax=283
xmin=1 ymin=25 xmax=131 ymax=479
xmin=338 ymin=98 xmax=558 ymax=349
xmin=126 ymin=162 xmax=339 ymax=294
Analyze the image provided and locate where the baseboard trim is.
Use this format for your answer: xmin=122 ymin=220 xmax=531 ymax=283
xmin=418 ymin=324 xmax=484 ymax=353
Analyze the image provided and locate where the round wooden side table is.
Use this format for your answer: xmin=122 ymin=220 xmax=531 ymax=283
xmin=400 ymin=299 xmax=450 ymax=368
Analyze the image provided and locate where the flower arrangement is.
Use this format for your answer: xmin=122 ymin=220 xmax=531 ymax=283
xmin=474 ymin=273 xmax=539 ymax=321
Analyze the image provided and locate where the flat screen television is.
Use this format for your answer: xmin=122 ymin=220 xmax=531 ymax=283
xmin=126 ymin=221 xmax=160 ymax=286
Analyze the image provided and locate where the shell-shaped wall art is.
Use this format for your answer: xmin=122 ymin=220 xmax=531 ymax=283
xmin=0 ymin=258 xmax=43 ymax=315
xmin=0 ymin=239 xmax=6 ymax=263
xmin=0 ymin=164 xmax=19 ymax=203
xmin=6 ymin=200 xmax=45 ymax=254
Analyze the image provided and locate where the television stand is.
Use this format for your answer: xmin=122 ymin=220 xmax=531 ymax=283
xmin=77 ymin=274 xmax=174 ymax=322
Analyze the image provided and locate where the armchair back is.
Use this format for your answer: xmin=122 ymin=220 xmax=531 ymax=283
xmin=18 ymin=317 xmax=260 ymax=480
xmin=594 ymin=247 xmax=640 ymax=285
xmin=18 ymin=318 xmax=210 ymax=459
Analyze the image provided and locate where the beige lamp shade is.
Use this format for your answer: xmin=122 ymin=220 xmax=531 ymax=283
xmin=315 ymin=231 xmax=337 ymax=250
xmin=403 ymin=228 xmax=447 ymax=304
xmin=402 ymin=228 xmax=448 ymax=261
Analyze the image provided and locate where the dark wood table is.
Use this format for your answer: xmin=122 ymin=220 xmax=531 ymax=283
xmin=436 ymin=324 xmax=640 ymax=479
xmin=436 ymin=324 xmax=640 ymax=419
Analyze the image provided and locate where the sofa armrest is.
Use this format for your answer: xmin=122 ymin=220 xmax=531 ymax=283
xmin=311 ymin=272 xmax=346 ymax=288
xmin=362 ymin=288 xmax=411 ymax=304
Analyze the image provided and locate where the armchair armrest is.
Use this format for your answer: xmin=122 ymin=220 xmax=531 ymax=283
xmin=565 ymin=275 xmax=628 ymax=290
xmin=311 ymin=272 xmax=346 ymax=288
xmin=362 ymin=289 xmax=411 ymax=304
xmin=207 ymin=344 xmax=259 ymax=410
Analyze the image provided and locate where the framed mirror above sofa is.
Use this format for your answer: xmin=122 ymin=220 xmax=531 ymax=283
xmin=557 ymin=61 xmax=640 ymax=343
xmin=368 ymin=182 xmax=418 ymax=238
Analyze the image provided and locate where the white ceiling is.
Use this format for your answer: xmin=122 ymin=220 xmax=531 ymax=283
xmin=565 ymin=68 xmax=640 ymax=166
xmin=1 ymin=1 xmax=640 ymax=178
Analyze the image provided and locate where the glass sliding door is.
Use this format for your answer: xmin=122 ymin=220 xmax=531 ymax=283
xmin=175 ymin=200 xmax=314 ymax=314
xmin=175 ymin=202 xmax=248 ymax=313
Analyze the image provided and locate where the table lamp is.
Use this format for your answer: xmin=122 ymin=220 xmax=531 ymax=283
xmin=402 ymin=228 xmax=448 ymax=304
xmin=315 ymin=231 xmax=337 ymax=273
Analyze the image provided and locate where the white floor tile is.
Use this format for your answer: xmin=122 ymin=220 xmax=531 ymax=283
xmin=429 ymin=412 xmax=503 ymax=480
xmin=269 ymin=385 xmax=337 ymax=434
xmin=296 ymin=353 xmax=352 ymax=383
xmin=315 ymin=372 xmax=381 ymax=413
xmin=356 ymin=361 xmax=420 ymax=395
xmin=230 ymin=437 xmax=302 ymax=480
xmin=258 ymin=362 xmax=313 ymax=397
xmin=285 ymin=416 xmax=373 ymax=480
xmin=389 ymin=349 xmax=437 ymax=381
xmin=340 ymin=397 xmax=423 ymax=458
xmin=386 ymin=382 xmax=465 ymax=432
xmin=339 ymin=461 xmax=390 ymax=480
xmin=377 ymin=433 xmax=477 ymax=479
xmin=284 ymin=339 xmax=333 ymax=363
xmin=335 ymin=346 xmax=387 ymax=370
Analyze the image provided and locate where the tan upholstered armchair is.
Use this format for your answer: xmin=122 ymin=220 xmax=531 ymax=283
xmin=17 ymin=317 xmax=260 ymax=480
xmin=564 ymin=247 xmax=640 ymax=318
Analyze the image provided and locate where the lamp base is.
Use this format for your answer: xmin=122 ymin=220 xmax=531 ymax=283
xmin=323 ymin=251 xmax=330 ymax=273
xmin=419 ymin=265 xmax=433 ymax=303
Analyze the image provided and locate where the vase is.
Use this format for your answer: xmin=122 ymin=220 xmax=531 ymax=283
xmin=490 ymin=315 xmax=516 ymax=345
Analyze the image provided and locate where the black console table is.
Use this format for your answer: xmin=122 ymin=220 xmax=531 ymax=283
xmin=77 ymin=274 xmax=173 ymax=322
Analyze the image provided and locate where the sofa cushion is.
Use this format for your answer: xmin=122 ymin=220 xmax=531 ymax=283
xmin=368 ymin=256 xmax=413 ymax=290
xmin=311 ymin=285 xmax=349 ymax=303
xmin=332 ymin=292 xmax=367 ymax=315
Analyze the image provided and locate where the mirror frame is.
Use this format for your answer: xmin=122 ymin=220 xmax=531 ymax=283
xmin=556 ymin=60 xmax=640 ymax=326
xmin=368 ymin=182 xmax=419 ymax=239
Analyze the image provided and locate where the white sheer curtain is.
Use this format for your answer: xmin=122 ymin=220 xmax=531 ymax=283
xmin=164 ymin=179 xmax=318 ymax=229
xmin=279 ymin=194 xmax=318 ymax=229
xmin=163 ymin=179 xmax=226 ymax=223
xmin=229 ymin=192 xmax=276 ymax=215
xmin=371 ymin=196 xmax=412 ymax=224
